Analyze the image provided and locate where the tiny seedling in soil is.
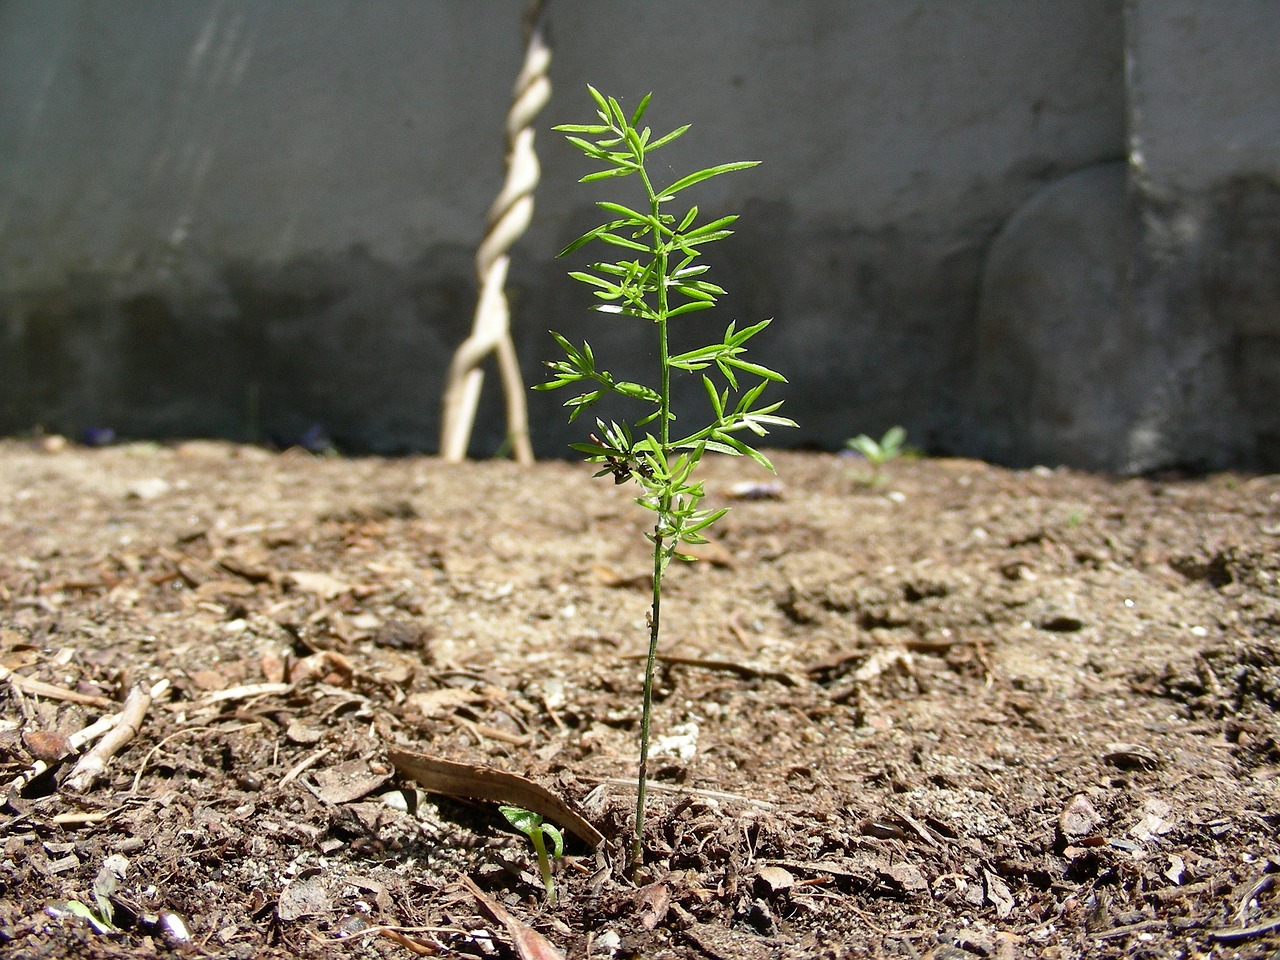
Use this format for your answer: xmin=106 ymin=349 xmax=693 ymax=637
xmin=539 ymin=86 xmax=795 ymax=873
xmin=500 ymin=805 xmax=564 ymax=901
xmin=846 ymin=425 xmax=907 ymax=485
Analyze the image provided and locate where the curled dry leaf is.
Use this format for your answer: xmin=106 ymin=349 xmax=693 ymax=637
xmin=387 ymin=747 xmax=604 ymax=849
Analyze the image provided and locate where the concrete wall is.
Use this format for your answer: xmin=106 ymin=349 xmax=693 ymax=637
xmin=1 ymin=1 xmax=1275 ymax=469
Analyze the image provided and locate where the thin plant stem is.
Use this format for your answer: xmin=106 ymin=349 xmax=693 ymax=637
xmin=633 ymin=525 xmax=663 ymax=872
xmin=632 ymin=163 xmax=672 ymax=875
xmin=530 ymin=829 xmax=553 ymax=901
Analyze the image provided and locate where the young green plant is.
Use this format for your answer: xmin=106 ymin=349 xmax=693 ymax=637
xmin=500 ymin=805 xmax=564 ymax=901
xmin=538 ymin=86 xmax=795 ymax=872
xmin=846 ymin=425 xmax=907 ymax=485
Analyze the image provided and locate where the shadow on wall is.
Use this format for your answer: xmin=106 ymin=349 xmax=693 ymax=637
xmin=0 ymin=244 xmax=479 ymax=452
xmin=971 ymin=164 xmax=1280 ymax=473
xmin=1213 ymin=178 xmax=1280 ymax=471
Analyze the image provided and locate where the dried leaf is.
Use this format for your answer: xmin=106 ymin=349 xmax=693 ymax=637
xmin=276 ymin=875 xmax=332 ymax=921
xmin=460 ymin=876 xmax=565 ymax=960
xmin=983 ymin=868 xmax=1014 ymax=919
xmin=313 ymin=760 xmax=391 ymax=805
xmin=23 ymin=730 xmax=70 ymax=762
xmin=877 ymin=861 xmax=928 ymax=895
xmin=406 ymin=687 xmax=485 ymax=717
xmin=635 ymin=881 xmax=671 ymax=930
xmin=387 ymin=748 xmax=604 ymax=849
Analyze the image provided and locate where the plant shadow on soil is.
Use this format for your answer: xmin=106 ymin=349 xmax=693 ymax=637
xmin=0 ymin=441 xmax=1278 ymax=959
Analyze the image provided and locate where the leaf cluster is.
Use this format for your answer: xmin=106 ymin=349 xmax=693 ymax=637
xmin=846 ymin=425 xmax=907 ymax=466
xmin=538 ymin=86 xmax=795 ymax=557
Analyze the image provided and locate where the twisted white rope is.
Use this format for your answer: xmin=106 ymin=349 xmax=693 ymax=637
xmin=440 ymin=16 xmax=550 ymax=463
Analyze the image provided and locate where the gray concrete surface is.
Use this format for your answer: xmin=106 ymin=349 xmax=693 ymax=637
xmin=1 ymin=1 xmax=1276 ymax=469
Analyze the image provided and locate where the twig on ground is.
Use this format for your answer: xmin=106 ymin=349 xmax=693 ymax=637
xmin=6 ymin=710 xmax=120 ymax=795
xmin=587 ymin=776 xmax=776 ymax=810
xmin=196 ymin=682 xmax=293 ymax=704
xmin=1209 ymin=916 xmax=1280 ymax=943
xmin=0 ymin=664 xmax=115 ymax=708
xmin=448 ymin=714 xmax=532 ymax=747
xmin=621 ymin=652 xmax=800 ymax=687
xmin=280 ymin=746 xmax=332 ymax=787
xmin=129 ymin=725 xmax=228 ymax=793
xmin=65 ymin=680 xmax=168 ymax=792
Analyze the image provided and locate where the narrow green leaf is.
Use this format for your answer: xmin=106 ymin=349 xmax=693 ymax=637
xmin=659 ymin=161 xmax=759 ymax=198
xmin=667 ymin=301 xmax=716 ymax=318
xmin=647 ymin=123 xmax=690 ymax=151
xmin=630 ymin=92 xmax=652 ymax=127
xmin=557 ymin=226 xmax=608 ymax=258
xmin=668 ymin=343 xmax=725 ymax=365
xmin=725 ymin=317 xmax=772 ymax=345
xmin=592 ymin=232 xmax=652 ymax=253
xmin=726 ymin=357 xmax=788 ymax=382
xmin=553 ymin=123 xmax=612 ymax=134
xmin=678 ymin=206 xmax=699 ymax=232
xmin=702 ymin=375 xmax=724 ymax=419
xmin=716 ymin=357 xmax=739 ymax=391
xmin=580 ymin=166 xmax=638 ymax=184
xmin=624 ymin=123 xmax=646 ymax=158
xmin=673 ymin=284 xmax=717 ymax=302
xmin=697 ymin=439 xmax=741 ymax=456
xmin=568 ymin=271 xmax=618 ymax=291
xmin=562 ymin=135 xmax=611 ymax=159
xmin=615 ymin=381 xmax=662 ymax=403
xmin=735 ymin=379 xmax=768 ymax=412
xmin=586 ymin=84 xmax=610 ymax=115
xmin=606 ymin=95 xmax=628 ymax=129
xmin=713 ymin=431 xmax=774 ymax=470
xmin=749 ymin=412 xmax=798 ymax=430
xmin=682 ymin=507 xmax=729 ymax=537
xmin=570 ymin=441 xmax=614 ymax=458
xmin=594 ymin=303 xmax=653 ymax=319
xmin=682 ymin=215 xmax=739 ymax=239
xmin=596 ymin=201 xmax=651 ymax=224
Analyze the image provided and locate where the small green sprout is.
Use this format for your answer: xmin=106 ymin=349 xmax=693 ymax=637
xmin=45 ymin=900 xmax=117 ymax=935
xmin=500 ymin=805 xmax=564 ymax=901
xmin=846 ymin=425 xmax=907 ymax=484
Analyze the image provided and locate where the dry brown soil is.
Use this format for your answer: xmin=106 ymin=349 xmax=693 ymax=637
xmin=1 ymin=440 xmax=1278 ymax=959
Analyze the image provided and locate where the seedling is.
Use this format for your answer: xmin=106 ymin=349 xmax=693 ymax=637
xmin=539 ymin=87 xmax=795 ymax=872
xmin=500 ymin=805 xmax=564 ymax=901
xmin=846 ymin=425 xmax=907 ymax=485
